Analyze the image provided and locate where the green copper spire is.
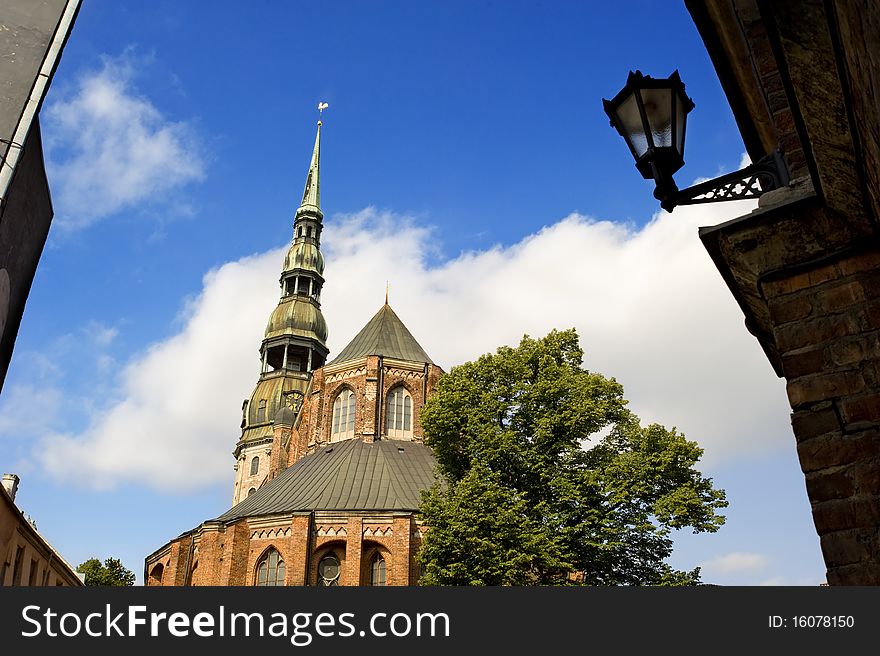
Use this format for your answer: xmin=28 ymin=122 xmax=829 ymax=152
xmin=296 ymin=116 xmax=323 ymax=222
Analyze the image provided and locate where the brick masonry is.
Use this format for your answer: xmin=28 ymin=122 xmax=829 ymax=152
xmin=146 ymin=354 xmax=440 ymax=587
xmin=762 ymin=249 xmax=880 ymax=584
xmin=146 ymin=512 xmax=422 ymax=587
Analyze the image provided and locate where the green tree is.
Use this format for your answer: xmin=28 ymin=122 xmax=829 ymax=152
xmin=76 ymin=557 xmax=136 ymax=586
xmin=417 ymin=328 xmax=727 ymax=586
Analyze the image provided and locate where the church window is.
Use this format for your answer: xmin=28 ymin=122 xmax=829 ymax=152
xmin=331 ymin=389 xmax=356 ymax=441
xmin=248 ymin=488 xmax=256 ymax=497
xmin=255 ymin=548 xmax=285 ymax=586
xmin=386 ymin=387 xmax=413 ymax=438
xmin=297 ymin=226 xmax=302 ymax=237
xmin=307 ymin=226 xmax=313 ymax=238
xmin=250 ymin=456 xmax=260 ymax=476
xmin=370 ymin=554 xmax=386 ymax=586
xmin=257 ymin=399 xmax=267 ymax=422
xmin=318 ymin=555 xmax=340 ymax=586
xmin=149 ymin=563 xmax=164 ymax=585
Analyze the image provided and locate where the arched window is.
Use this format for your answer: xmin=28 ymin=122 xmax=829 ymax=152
xmin=149 ymin=563 xmax=164 ymax=586
xmin=318 ymin=554 xmax=340 ymax=586
xmin=330 ymin=389 xmax=356 ymax=441
xmin=247 ymin=487 xmax=256 ymax=497
xmin=255 ymin=548 xmax=286 ymax=586
xmin=370 ymin=553 xmax=386 ymax=586
xmin=250 ymin=456 xmax=260 ymax=476
xmin=256 ymin=399 xmax=267 ymax=423
xmin=386 ymin=387 xmax=413 ymax=438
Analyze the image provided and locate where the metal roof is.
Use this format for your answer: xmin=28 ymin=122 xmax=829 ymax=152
xmin=217 ymin=438 xmax=438 ymax=521
xmin=328 ymin=304 xmax=434 ymax=365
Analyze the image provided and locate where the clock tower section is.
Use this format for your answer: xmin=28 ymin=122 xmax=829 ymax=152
xmin=231 ymin=119 xmax=330 ymax=504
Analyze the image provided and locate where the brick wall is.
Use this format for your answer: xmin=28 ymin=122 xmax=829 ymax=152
xmin=146 ymin=511 xmax=420 ymax=586
xmin=763 ymin=249 xmax=880 ymax=584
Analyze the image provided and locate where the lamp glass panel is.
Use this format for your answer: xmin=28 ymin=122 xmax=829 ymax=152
xmin=640 ymin=87 xmax=673 ymax=149
xmin=674 ymin=91 xmax=687 ymax=154
xmin=616 ymin=91 xmax=649 ymax=157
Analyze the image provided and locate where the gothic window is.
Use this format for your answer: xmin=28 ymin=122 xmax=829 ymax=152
xmin=370 ymin=553 xmax=386 ymax=586
xmin=386 ymin=387 xmax=413 ymax=438
xmin=257 ymin=399 xmax=267 ymax=423
xmin=255 ymin=548 xmax=286 ymax=586
xmin=317 ymin=555 xmax=340 ymax=586
xmin=331 ymin=389 xmax=356 ymax=441
xmin=250 ymin=456 xmax=260 ymax=476
xmin=149 ymin=563 xmax=164 ymax=585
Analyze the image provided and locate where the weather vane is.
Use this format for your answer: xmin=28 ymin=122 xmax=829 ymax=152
xmin=318 ymin=101 xmax=329 ymax=118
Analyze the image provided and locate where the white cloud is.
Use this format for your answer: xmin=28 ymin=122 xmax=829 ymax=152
xmin=700 ymin=552 xmax=770 ymax=576
xmin=0 ymin=384 xmax=64 ymax=438
xmin=43 ymin=51 xmax=205 ymax=229
xmin=36 ymin=199 xmax=791 ymax=491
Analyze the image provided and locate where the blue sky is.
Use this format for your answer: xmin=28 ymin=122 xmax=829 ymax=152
xmin=1 ymin=0 xmax=824 ymax=585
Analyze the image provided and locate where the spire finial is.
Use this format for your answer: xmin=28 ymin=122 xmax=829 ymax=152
xmin=317 ymin=101 xmax=329 ymax=126
xmin=385 ymin=281 xmax=389 ymax=305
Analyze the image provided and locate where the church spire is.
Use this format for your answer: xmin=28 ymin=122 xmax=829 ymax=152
xmin=296 ymin=103 xmax=327 ymax=223
xmin=297 ymin=121 xmax=322 ymax=219
xmin=231 ymin=114 xmax=333 ymax=503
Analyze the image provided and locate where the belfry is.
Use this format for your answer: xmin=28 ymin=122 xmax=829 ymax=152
xmin=145 ymin=112 xmax=443 ymax=587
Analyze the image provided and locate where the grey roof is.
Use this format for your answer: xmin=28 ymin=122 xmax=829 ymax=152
xmin=217 ymin=439 xmax=438 ymax=522
xmin=328 ymin=304 xmax=434 ymax=365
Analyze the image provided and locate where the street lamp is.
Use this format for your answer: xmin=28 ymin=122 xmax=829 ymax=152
xmin=603 ymin=70 xmax=789 ymax=212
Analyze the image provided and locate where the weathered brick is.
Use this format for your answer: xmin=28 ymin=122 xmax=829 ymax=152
xmin=840 ymin=393 xmax=880 ymax=427
xmin=762 ymin=263 xmax=839 ymax=298
xmin=772 ymin=107 xmax=796 ymax=135
xmin=774 ymin=314 xmax=861 ymax=351
xmin=862 ymin=300 xmax=880 ymax=330
xmin=796 ymin=431 xmax=880 ymax=472
xmin=814 ymin=281 xmax=866 ymax=313
xmin=769 ymin=295 xmax=813 ymax=324
xmin=791 ymin=407 xmax=841 ymax=440
xmin=766 ymin=89 xmax=789 ymax=113
xmin=820 ymin=529 xmax=874 ymax=566
xmin=812 ymin=496 xmax=880 ymax=533
xmin=855 ymin=459 xmax=880 ymax=495
xmin=779 ymin=131 xmax=806 ymax=159
xmin=857 ymin=272 xmax=880 ymax=299
xmin=839 ymin=251 xmax=880 ymax=276
xmin=781 ymin=346 xmax=826 ymax=378
xmin=785 ymin=149 xmax=808 ymax=178
xmin=786 ymin=371 xmax=865 ymax=407
xmin=805 ymin=467 xmax=855 ymax=501
xmin=762 ymin=70 xmax=784 ymax=94
xmin=827 ymin=562 xmax=880 ymax=585
xmin=827 ymin=338 xmax=866 ymax=367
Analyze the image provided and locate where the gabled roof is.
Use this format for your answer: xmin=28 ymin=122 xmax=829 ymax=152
xmin=328 ymin=303 xmax=434 ymax=365
xmin=217 ymin=439 xmax=437 ymax=521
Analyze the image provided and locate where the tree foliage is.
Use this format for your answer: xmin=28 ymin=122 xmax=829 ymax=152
xmin=76 ymin=557 xmax=136 ymax=586
xmin=417 ymin=329 xmax=727 ymax=586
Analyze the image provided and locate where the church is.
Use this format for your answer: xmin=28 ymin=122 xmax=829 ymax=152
xmin=144 ymin=117 xmax=443 ymax=586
